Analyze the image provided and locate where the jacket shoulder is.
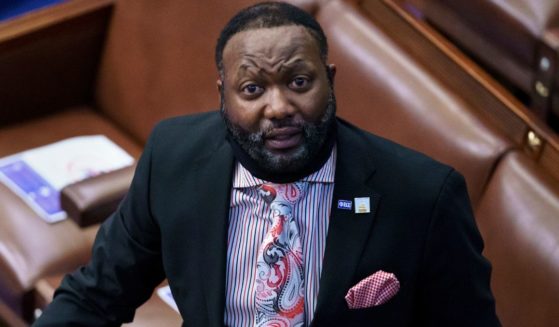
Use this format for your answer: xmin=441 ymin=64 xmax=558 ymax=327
xmin=336 ymin=118 xmax=459 ymax=204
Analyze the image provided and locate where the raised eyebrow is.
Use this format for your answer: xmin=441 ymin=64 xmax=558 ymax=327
xmin=280 ymin=59 xmax=315 ymax=73
xmin=234 ymin=62 xmax=261 ymax=82
xmin=236 ymin=56 xmax=260 ymax=72
xmin=283 ymin=57 xmax=305 ymax=66
xmin=239 ymin=63 xmax=256 ymax=71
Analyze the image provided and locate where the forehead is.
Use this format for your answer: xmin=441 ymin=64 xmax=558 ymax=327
xmin=222 ymin=25 xmax=323 ymax=73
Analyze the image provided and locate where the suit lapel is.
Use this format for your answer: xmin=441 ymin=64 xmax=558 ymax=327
xmin=185 ymin=119 xmax=381 ymax=325
xmin=192 ymin=139 xmax=234 ymax=327
xmin=312 ymin=123 xmax=381 ymax=324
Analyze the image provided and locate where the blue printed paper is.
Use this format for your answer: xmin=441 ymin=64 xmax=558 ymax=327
xmin=0 ymin=160 xmax=64 ymax=222
xmin=0 ymin=135 xmax=134 ymax=223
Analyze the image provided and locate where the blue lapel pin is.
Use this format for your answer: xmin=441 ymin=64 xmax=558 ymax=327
xmin=337 ymin=199 xmax=352 ymax=211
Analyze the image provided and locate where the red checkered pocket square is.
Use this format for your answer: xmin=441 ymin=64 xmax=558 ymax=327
xmin=345 ymin=270 xmax=400 ymax=309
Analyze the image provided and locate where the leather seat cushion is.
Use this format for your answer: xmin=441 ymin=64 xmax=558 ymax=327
xmin=0 ymin=107 xmax=141 ymax=294
xmin=316 ymin=0 xmax=512 ymax=206
xmin=475 ymin=151 xmax=559 ymax=327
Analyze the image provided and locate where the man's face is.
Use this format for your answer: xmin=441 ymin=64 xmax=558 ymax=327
xmin=219 ymin=25 xmax=336 ymax=174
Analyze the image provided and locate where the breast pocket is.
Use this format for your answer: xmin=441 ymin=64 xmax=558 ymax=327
xmin=344 ymin=292 xmax=411 ymax=326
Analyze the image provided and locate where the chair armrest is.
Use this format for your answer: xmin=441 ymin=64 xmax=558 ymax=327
xmin=61 ymin=165 xmax=135 ymax=227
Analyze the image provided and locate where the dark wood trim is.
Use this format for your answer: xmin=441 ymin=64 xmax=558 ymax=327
xmin=357 ymin=0 xmax=559 ymax=181
xmin=0 ymin=0 xmax=114 ymax=42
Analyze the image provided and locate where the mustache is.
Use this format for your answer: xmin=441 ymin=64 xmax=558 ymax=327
xmin=261 ymin=119 xmax=304 ymax=134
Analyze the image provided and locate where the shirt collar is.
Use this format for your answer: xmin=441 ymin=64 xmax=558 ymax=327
xmin=233 ymin=145 xmax=337 ymax=188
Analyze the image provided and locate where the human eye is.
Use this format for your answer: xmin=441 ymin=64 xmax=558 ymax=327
xmin=288 ymin=76 xmax=311 ymax=91
xmin=241 ymin=83 xmax=264 ymax=97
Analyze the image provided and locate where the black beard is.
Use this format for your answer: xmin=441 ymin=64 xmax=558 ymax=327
xmin=221 ymin=89 xmax=336 ymax=174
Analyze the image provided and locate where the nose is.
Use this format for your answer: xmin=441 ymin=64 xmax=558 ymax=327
xmin=264 ymin=87 xmax=295 ymax=120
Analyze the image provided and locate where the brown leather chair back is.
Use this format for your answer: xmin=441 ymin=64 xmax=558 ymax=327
xmin=406 ymin=0 xmax=559 ymax=124
xmin=476 ymin=151 xmax=559 ymax=327
xmin=95 ymin=0 xmax=260 ymax=143
xmin=315 ymin=0 xmax=512 ymax=205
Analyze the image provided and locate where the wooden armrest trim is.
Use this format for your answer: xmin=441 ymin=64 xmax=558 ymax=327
xmin=0 ymin=0 xmax=114 ymax=42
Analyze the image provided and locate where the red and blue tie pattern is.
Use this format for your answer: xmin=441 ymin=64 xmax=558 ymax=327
xmin=254 ymin=182 xmax=308 ymax=327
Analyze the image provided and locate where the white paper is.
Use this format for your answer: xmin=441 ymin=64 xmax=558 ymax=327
xmin=0 ymin=135 xmax=134 ymax=223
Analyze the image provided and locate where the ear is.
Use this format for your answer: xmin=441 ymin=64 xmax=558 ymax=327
xmin=327 ymin=64 xmax=336 ymax=83
xmin=217 ymin=79 xmax=223 ymax=103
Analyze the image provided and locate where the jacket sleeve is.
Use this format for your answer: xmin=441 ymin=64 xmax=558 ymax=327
xmin=33 ymin=128 xmax=165 ymax=326
xmin=417 ymin=170 xmax=501 ymax=326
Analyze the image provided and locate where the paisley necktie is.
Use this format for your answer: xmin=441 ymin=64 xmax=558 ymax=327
xmin=254 ymin=182 xmax=307 ymax=327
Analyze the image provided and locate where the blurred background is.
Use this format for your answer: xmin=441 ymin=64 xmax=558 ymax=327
xmin=0 ymin=0 xmax=558 ymax=326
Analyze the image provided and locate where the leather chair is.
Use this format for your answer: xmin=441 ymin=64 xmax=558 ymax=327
xmin=33 ymin=275 xmax=182 ymax=326
xmin=0 ymin=109 xmax=141 ymax=320
xmin=348 ymin=0 xmax=559 ymax=200
xmin=94 ymin=0 xmax=261 ymax=143
xmin=405 ymin=0 xmax=559 ymax=127
xmin=0 ymin=0 xmax=260 ymax=322
xmin=313 ymin=0 xmax=513 ymax=206
xmin=336 ymin=1 xmax=559 ymax=324
xmin=476 ymin=151 xmax=559 ymax=327
xmin=0 ymin=3 xmax=139 ymax=322
xmin=3 ymin=1 xmax=558 ymax=326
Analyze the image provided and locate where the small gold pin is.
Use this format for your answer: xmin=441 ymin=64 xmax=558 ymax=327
xmin=354 ymin=197 xmax=370 ymax=214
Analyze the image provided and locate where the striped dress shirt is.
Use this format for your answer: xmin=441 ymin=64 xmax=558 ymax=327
xmin=224 ymin=149 xmax=336 ymax=327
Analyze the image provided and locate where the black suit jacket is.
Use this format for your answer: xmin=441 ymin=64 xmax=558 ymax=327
xmin=35 ymin=112 xmax=500 ymax=326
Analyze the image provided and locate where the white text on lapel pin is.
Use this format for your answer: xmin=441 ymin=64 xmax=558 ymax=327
xmin=354 ymin=197 xmax=370 ymax=214
xmin=337 ymin=199 xmax=352 ymax=211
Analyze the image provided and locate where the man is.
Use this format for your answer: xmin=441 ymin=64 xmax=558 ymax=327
xmin=34 ymin=2 xmax=500 ymax=326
